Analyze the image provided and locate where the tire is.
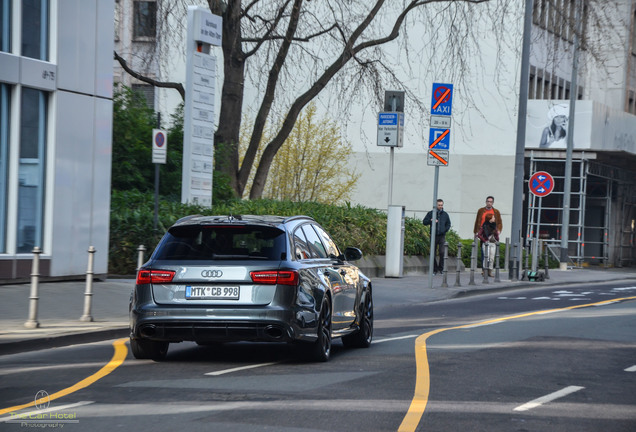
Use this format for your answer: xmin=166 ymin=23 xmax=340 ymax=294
xmin=342 ymin=289 xmax=373 ymax=348
xmin=130 ymin=337 xmax=169 ymax=361
xmin=306 ymin=298 xmax=332 ymax=362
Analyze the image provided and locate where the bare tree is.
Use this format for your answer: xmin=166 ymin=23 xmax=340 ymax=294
xmin=114 ymin=0 xmax=628 ymax=199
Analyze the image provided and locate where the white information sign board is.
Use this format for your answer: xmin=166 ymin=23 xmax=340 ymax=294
xmin=182 ymin=7 xmax=221 ymax=208
xmin=377 ymin=112 xmax=404 ymax=147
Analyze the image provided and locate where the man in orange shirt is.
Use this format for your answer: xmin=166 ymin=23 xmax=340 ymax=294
xmin=474 ymin=196 xmax=503 ymax=270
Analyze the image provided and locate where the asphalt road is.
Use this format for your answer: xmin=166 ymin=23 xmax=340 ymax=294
xmin=0 ymin=281 xmax=635 ymax=432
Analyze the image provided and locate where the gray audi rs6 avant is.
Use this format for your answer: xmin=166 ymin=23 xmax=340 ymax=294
xmin=129 ymin=214 xmax=373 ymax=362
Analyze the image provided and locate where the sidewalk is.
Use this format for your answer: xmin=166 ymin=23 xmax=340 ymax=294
xmin=1 ymin=268 xmax=636 ymax=356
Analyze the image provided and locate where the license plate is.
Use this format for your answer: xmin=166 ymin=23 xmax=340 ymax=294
xmin=185 ymin=286 xmax=240 ymax=300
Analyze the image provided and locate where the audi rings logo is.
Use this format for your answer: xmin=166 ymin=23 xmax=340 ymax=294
xmin=201 ymin=270 xmax=223 ymax=278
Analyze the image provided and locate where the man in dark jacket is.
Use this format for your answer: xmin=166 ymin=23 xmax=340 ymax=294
xmin=423 ymin=199 xmax=452 ymax=274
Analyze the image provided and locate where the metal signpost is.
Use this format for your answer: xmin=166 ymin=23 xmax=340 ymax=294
xmin=377 ymin=108 xmax=404 ymax=206
xmin=379 ymin=91 xmax=405 ymax=278
xmin=152 ymin=126 xmax=167 ymax=232
xmin=182 ymin=7 xmax=221 ymax=208
xmin=427 ymin=83 xmax=453 ymax=289
xmin=528 ymin=171 xmax=555 ymax=277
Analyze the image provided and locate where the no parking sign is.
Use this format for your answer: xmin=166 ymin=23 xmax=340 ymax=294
xmin=529 ymin=171 xmax=554 ymax=197
xmin=152 ymin=129 xmax=167 ymax=164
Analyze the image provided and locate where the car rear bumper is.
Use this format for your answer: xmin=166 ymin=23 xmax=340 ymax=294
xmin=130 ymin=305 xmax=320 ymax=344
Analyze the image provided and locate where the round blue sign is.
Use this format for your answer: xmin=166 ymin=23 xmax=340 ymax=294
xmin=529 ymin=171 xmax=554 ymax=197
xmin=155 ymin=132 xmax=165 ymax=147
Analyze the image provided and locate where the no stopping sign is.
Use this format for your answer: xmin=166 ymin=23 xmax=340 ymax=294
xmin=529 ymin=171 xmax=554 ymax=197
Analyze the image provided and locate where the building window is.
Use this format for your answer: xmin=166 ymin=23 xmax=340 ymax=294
xmin=133 ymin=1 xmax=156 ymax=39
xmin=632 ymin=9 xmax=636 ymax=56
xmin=132 ymin=83 xmax=155 ymax=108
xmin=534 ymin=0 xmax=580 ymax=43
xmin=114 ymin=0 xmax=121 ymax=42
xmin=0 ymin=84 xmax=9 ymax=252
xmin=1 ymin=0 xmax=10 ymax=52
xmin=532 ymin=0 xmax=541 ymax=26
xmin=22 ymin=0 xmax=49 ymax=60
xmin=528 ymin=71 xmax=536 ymax=100
xmin=18 ymin=88 xmax=47 ymax=253
xmin=529 ymin=67 xmax=575 ymax=101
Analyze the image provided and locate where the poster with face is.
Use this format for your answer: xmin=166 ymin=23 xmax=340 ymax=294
xmin=539 ymin=104 xmax=569 ymax=149
xmin=526 ymin=100 xmax=634 ymax=153
xmin=526 ymin=101 xmax=580 ymax=150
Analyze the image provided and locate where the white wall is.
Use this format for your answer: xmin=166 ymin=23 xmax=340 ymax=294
xmin=49 ymin=0 xmax=114 ymax=276
xmin=348 ymin=152 xmax=515 ymax=240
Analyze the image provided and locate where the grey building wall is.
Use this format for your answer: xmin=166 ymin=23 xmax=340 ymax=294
xmin=0 ymin=0 xmax=114 ymax=280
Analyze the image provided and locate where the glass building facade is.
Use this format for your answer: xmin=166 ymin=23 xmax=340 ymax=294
xmin=0 ymin=0 xmax=114 ymax=279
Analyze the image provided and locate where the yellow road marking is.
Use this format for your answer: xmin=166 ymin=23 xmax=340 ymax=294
xmin=398 ymin=296 xmax=636 ymax=432
xmin=0 ymin=338 xmax=128 ymax=416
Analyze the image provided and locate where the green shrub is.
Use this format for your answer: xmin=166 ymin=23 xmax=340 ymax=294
xmin=110 ymin=191 xmax=474 ymax=275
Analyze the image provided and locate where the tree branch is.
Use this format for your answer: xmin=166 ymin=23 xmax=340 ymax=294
xmin=243 ymin=0 xmax=292 ymax=58
xmin=239 ymin=0 xmax=304 ymax=191
xmin=242 ymin=23 xmax=338 ymax=43
xmin=114 ymin=50 xmax=185 ymax=100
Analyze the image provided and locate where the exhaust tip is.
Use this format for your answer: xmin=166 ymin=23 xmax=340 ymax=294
xmin=264 ymin=325 xmax=284 ymax=340
xmin=139 ymin=324 xmax=156 ymax=338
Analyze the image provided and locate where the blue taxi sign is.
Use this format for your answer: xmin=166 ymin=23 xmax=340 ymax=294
xmin=431 ymin=83 xmax=453 ymax=116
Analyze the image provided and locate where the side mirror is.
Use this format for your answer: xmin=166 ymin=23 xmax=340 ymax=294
xmin=343 ymin=247 xmax=363 ymax=262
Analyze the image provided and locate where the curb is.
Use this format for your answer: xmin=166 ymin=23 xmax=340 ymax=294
xmin=452 ymin=276 xmax=636 ymax=299
xmin=0 ymin=327 xmax=129 ymax=356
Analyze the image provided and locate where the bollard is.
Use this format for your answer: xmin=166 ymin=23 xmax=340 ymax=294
xmin=24 ymin=247 xmax=42 ymax=329
xmin=137 ymin=245 xmax=147 ymax=270
xmin=504 ymin=237 xmax=510 ymax=272
xmin=482 ymin=241 xmax=489 ymax=284
xmin=544 ymin=241 xmax=550 ymax=279
xmin=80 ymin=246 xmax=96 ymax=322
xmin=511 ymin=243 xmax=518 ymax=281
xmin=494 ymin=241 xmax=501 ymax=282
xmin=454 ymin=243 xmax=462 ymax=287
xmin=441 ymin=242 xmax=449 ymax=288
xmin=521 ymin=244 xmax=530 ymax=281
xmin=469 ymin=239 xmax=476 ymax=286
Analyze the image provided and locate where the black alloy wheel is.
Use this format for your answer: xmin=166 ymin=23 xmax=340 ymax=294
xmin=342 ymin=288 xmax=373 ymax=348
xmin=307 ymin=298 xmax=332 ymax=362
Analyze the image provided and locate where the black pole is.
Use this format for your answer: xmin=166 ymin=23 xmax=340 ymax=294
xmin=510 ymin=0 xmax=534 ymax=280
xmin=154 ymin=113 xmax=161 ymax=233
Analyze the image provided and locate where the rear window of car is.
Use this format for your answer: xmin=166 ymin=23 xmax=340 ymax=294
xmin=153 ymin=225 xmax=286 ymax=260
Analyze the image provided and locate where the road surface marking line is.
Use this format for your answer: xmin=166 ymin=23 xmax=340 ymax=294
xmin=0 ymin=338 xmax=128 ymax=416
xmin=205 ymin=362 xmax=279 ymax=376
xmin=462 ymin=321 xmax=504 ymax=329
xmin=513 ymin=386 xmax=585 ymax=412
xmin=0 ymin=401 xmax=94 ymax=423
xmin=398 ymin=295 xmax=636 ymax=432
xmin=398 ymin=328 xmax=447 ymax=432
xmin=625 ymin=365 xmax=636 ymax=372
xmin=373 ymin=335 xmax=419 ymax=343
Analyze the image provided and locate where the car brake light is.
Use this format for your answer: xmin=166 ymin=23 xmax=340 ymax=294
xmin=250 ymin=270 xmax=299 ymax=286
xmin=136 ymin=269 xmax=176 ymax=284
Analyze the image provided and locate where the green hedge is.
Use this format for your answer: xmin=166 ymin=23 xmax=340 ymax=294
xmin=109 ymin=190 xmax=467 ymax=275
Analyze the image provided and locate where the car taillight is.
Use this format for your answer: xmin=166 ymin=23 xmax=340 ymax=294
xmin=136 ymin=269 xmax=176 ymax=284
xmin=250 ymin=270 xmax=299 ymax=286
